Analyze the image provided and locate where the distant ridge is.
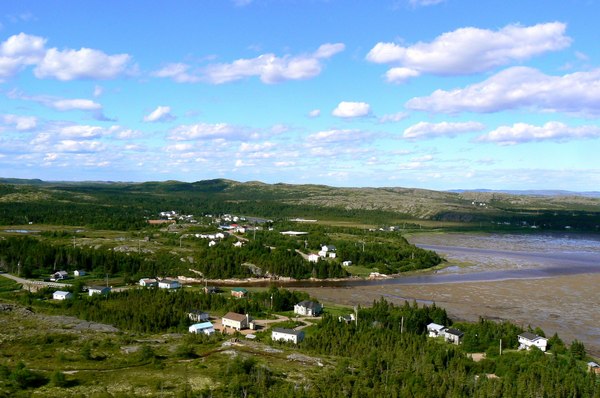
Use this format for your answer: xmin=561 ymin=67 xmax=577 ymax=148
xmin=449 ymin=189 xmax=600 ymax=199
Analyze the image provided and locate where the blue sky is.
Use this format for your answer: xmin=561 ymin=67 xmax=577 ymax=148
xmin=1 ymin=0 xmax=599 ymax=190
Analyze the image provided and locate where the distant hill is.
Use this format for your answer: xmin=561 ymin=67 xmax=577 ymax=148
xmin=1 ymin=177 xmax=599 ymax=229
xmin=449 ymin=189 xmax=600 ymax=198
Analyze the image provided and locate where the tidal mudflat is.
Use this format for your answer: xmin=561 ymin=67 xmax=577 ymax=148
xmin=298 ymin=233 xmax=600 ymax=356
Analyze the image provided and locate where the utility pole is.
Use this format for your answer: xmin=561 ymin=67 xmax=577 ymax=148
xmin=499 ymin=339 xmax=502 ymax=356
xmin=401 ymin=316 xmax=404 ymax=334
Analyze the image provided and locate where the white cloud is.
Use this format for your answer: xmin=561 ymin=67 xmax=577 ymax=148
xmin=93 ymin=85 xmax=104 ymax=97
xmin=0 ymin=33 xmax=46 ymax=80
xmin=51 ymin=99 xmax=102 ymax=111
xmin=308 ymin=109 xmax=321 ymax=118
xmin=366 ymin=22 xmax=571 ymax=81
xmin=477 ymin=121 xmax=600 ymax=145
xmin=403 ymin=121 xmax=485 ymax=139
xmin=409 ymin=0 xmax=445 ymax=6
xmin=406 ymin=67 xmax=600 ymax=116
xmin=152 ymin=63 xmax=201 ymax=83
xmin=332 ymin=101 xmax=371 ymax=118
xmin=34 ymin=47 xmax=132 ymax=80
xmin=156 ymin=43 xmax=344 ymax=84
xmin=169 ymin=123 xmax=259 ymax=141
xmin=308 ymin=129 xmax=367 ymax=144
xmin=0 ymin=114 xmax=37 ymax=131
xmin=54 ymin=140 xmax=105 ymax=153
xmin=239 ymin=142 xmax=275 ymax=152
xmin=143 ymin=106 xmax=175 ymax=123
xmin=58 ymin=125 xmax=106 ymax=139
xmin=378 ymin=111 xmax=409 ymax=123
xmin=385 ymin=67 xmax=421 ymax=83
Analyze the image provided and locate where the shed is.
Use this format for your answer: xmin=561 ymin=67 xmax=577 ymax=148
xmin=53 ymin=291 xmax=73 ymax=300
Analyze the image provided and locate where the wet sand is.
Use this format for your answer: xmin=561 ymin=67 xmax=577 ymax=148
xmin=296 ymin=233 xmax=600 ymax=357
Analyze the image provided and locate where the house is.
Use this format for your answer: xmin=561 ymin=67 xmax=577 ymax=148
xmin=231 ymin=288 xmax=248 ymax=298
xmin=294 ymin=300 xmax=323 ymax=316
xmin=222 ymin=312 xmax=251 ymax=331
xmin=427 ymin=322 xmax=446 ymax=338
xmin=139 ymin=278 xmax=158 ymax=287
xmin=73 ymin=270 xmax=86 ymax=277
xmin=272 ymin=328 xmax=305 ymax=344
xmin=53 ymin=291 xmax=72 ymax=300
xmin=587 ymin=362 xmax=600 ymax=374
xmin=189 ymin=322 xmax=215 ymax=335
xmin=518 ymin=332 xmax=548 ymax=352
xmin=233 ymin=241 xmax=244 ymax=248
xmin=158 ymin=279 xmax=181 ymax=289
xmin=339 ymin=314 xmax=355 ymax=324
xmin=307 ymin=254 xmax=320 ymax=263
xmin=188 ymin=310 xmax=210 ymax=322
xmin=88 ymin=286 xmax=111 ymax=296
xmin=50 ymin=270 xmax=69 ymax=281
xmin=443 ymin=328 xmax=464 ymax=345
xmin=208 ymin=240 xmax=217 ymax=247
xmin=342 ymin=261 xmax=352 ymax=266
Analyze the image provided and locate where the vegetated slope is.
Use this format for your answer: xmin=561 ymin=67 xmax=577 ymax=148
xmin=0 ymin=178 xmax=599 ymax=228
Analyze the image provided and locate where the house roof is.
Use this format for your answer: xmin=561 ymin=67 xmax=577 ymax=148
xmin=160 ymin=279 xmax=179 ymax=284
xmin=223 ymin=312 xmax=247 ymax=322
xmin=588 ymin=362 xmax=600 ymax=368
xmin=272 ymin=328 xmax=303 ymax=336
xmin=427 ymin=322 xmax=445 ymax=331
xmin=54 ymin=290 xmax=71 ymax=296
xmin=88 ymin=286 xmax=110 ymax=291
xmin=232 ymin=288 xmax=248 ymax=293
xmin=189 ymin=310 xmax=209 ymax=315
xmin=190 ymin=322 xmax=213 ymax=330
xmin=296 ymin=300 xmax=321 ymax=309
xmin=445 ymin=328 xmax=464 ymax=337
xmin=519 ymin=332 xmax=544 ymax=342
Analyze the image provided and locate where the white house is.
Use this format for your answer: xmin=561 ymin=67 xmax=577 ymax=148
xmin=443 ymin=328 xmax=464 ymax=345
xmin=272 ymin=328 xmax=304 ymax=344
xmin=233 ymin=241 xmax=244 ymax=248
xmin=339 ymin=314 xmax=355 ymax=324
xmin=50 ymin=271 xmax=69 ymax=281
xmin=518 ymin=332 xmax=548 ymax=352
xmin=294 ymin=301 xmax=323 ymax=316
xmin=53 ymin=291 xmax=72 ymax=300
xmin=318 ymin=245 xmax=337 ymax=258
xmin=222 ymin=312 xmax=251 ymax=331
xmin=158 ymin=279 xmax=181 ymax=289
xmin=88 ymin=286 xmax=111 ymax=296
xmin=188 ymin=310 xmax=210 ymax=322
xmin=342 ymin=261 xmax=352 ymax=266
xmin=139 ymin=278 xmax=158 ymax=287
xmin=189 ymin=322 xmax=215 ymax=335
xmin=307 ymin=254 xmax=320 ymax=263
xmin=208 ymin=240 xmax=217 ymax=247
xmin=73 ymin=270 xmax=86 ymax=277
xmin=427 ymin=322 xmax=446 ymax=338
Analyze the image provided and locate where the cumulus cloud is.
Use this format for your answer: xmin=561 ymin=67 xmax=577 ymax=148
xmin=332 ymin=101 xmax=371 ymax=118
xmin=169 ymin=123 xmax=259 ymax=141
xmin=143 ymin=106 xmax=175 ymax=122
xmin=403 ymin=121 xmax=485 ymax=139
xmin=0 ymin=33 xmax=46 ymax=80
xmin=366 ymin=22 xmax=571 ymax=82
xmin=0 ymin=114 xmax=37 ymax=131
xmin=155 ymin=43 xmax=344 ymax=84
xmin=477 ymin=121 xmax=600 ymax=145
xmin=406 ymin=67 xmax=600 ymax=116
xmin=34 ymin=47 xmax=132 ymax=80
